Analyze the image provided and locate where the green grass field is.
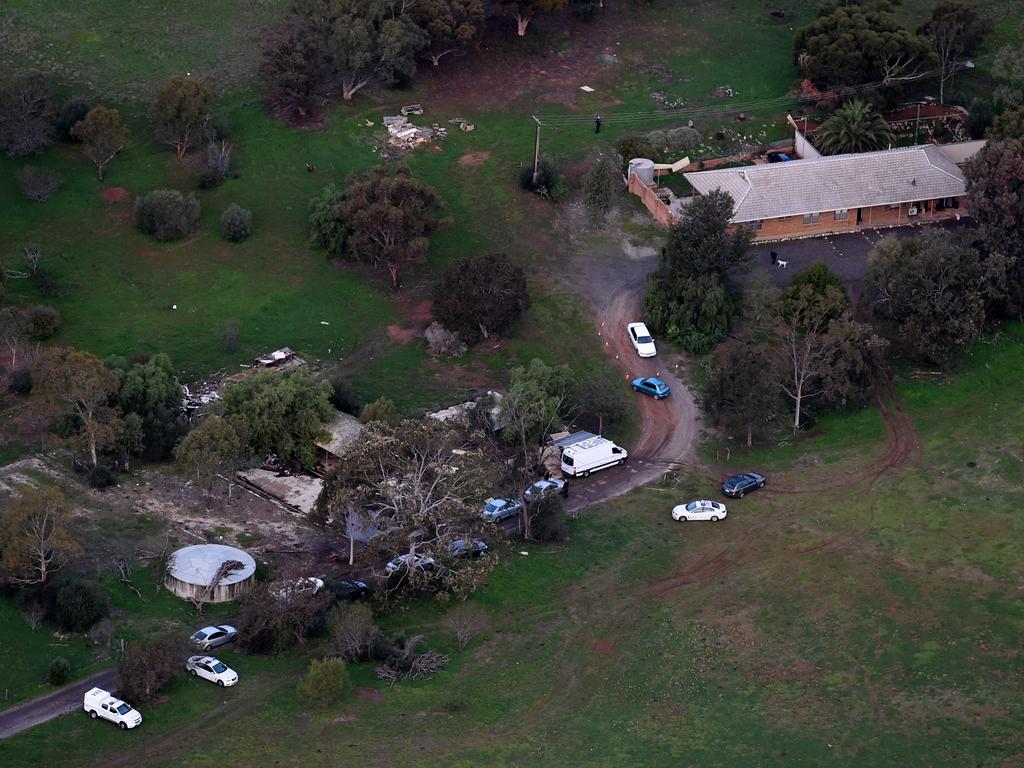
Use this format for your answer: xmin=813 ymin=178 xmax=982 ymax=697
xmin=2 ymin=325 xmax=1021 ymax=766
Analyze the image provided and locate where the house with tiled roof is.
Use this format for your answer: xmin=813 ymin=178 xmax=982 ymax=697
xmin=682 ymin=141 xmax=983 ymax=240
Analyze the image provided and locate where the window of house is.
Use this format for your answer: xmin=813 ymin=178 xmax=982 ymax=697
xmin=834 ymin=209 xmax=849 ymax=221
xmin=749 ymin=219 xmax=763 ymax=231
xmin=941 ymin=197 xmax=957 ymax=209
xmin=803 ymin=212 xmax=821 ymax=225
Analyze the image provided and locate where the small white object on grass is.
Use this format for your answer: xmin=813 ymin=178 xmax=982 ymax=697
xmin=320 ymin=321 xmax=330 ymax=325
xmin=172 ymin=304 xmax=177 ymax=310
xmin=580 ymin=85 xmax=594 ymax=92
xmin=519 ymin=551 xmax=529 ymax=556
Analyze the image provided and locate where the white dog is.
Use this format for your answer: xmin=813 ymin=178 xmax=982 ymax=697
xmin=776 ymin=259 xmax=789 ymax=269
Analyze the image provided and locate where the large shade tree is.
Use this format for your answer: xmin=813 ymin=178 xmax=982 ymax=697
xmin=0 ymin=486 xmax=81 ymax=586
xmin=413 ymin=0 xmax=485 ymax=66
xmin=862 ymin=231 xmax=1008 ymax=366
xmin=72 ymin=106 xmax=131 ymax=181
xmin=917 ymin=1 xmax=990 ymax=104
xmin=432 ymin=253 xmax=530 ymax=344
xmin=794 ymin=2 xmax=936 ymax=90
xmin=499 ymin=0 xmax=568 ymax=36
xmin=339 ymin=165 xmax=442 ymax=290
xmin=219 ymin=370 xmax=334 ymax=469
xmin=153 ymin=76 xmax=214 ymax=161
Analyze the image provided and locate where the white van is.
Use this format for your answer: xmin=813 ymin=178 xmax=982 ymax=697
xmin=560 ymin=436 xmax=628 ymax=477
xmin=83 ymin=687 xmax=143 ymax=730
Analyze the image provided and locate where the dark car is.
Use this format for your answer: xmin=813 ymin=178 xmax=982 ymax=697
xmin=449 ymin=539 xmax=488 ymax=558
xmin=332 ymin=579 xmax=370 ymax=601
xmin=721 ymin=472 xmax=766 ymax=498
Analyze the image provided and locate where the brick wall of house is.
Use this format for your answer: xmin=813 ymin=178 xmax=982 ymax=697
xmin=749 ymin=198 xmax=963 ymax=241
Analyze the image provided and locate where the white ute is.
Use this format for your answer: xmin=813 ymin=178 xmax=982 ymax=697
xmin=560 ymin=436 xmax=628 ymax=477
xmin=83 ymin=687 xmax=142 ymax=730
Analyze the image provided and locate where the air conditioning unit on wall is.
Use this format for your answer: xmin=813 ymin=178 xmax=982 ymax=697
xmin=907 ymin=206 xmax=919 ymax=216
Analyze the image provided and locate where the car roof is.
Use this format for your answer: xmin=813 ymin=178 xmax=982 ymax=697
xmin=646 ymin=377 xmax=665 ymax=385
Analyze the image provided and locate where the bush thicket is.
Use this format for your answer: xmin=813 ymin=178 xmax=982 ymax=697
xmin=134 ymin=189 xmax=201 ymax=242
xmin=221 ymin=204 xmax=253 ymax=242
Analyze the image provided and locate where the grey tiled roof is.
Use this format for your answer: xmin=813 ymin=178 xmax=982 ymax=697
xmin=684 ymin=144 xmax=968 ymax=223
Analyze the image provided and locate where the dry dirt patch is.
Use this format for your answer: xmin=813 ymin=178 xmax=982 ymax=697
xmin=457 ymin=151 xmax=491 ymax=167
xmin=99 ymin=186 xmax=130 ymax=203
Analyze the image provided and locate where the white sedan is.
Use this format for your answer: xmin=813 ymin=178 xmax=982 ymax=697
xmin=672 ymin=500 xmax=728 ymax=522
xmin=384 ymin=552 xmax=436 ymax=574
xmin=186 ymin=656 xmax=239 ymax=687
xmin=627 ymin=322 xmax=657 ymax=357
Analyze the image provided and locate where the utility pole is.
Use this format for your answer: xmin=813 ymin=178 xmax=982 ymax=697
xmin=914 ymin=103 xmax=921 ymax=145
xmin=532 ymin=116 xmax=542 ymax=186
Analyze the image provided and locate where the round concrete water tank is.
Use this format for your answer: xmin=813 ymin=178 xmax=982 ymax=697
xmin=164 ymin=544 xmax=256 ymax=603
xmin=628 ymin=158 xmax=655 ymax=186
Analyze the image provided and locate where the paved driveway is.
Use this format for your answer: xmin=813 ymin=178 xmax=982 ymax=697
xmin=0 ymin=667 xmax=117 ymax=740
xmin=748 ymin=220 xmax=967 ymax=301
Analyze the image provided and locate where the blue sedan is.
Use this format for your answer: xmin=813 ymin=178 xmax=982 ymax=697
xmin=631 ymin=377 xmax=671 ymax=399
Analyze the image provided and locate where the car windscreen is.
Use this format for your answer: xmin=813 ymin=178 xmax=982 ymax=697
xmin=484 ymin=501 xmax=502 ymax=513
xmin=115 ymin=704 xmax=132 ymax=715
xmin=686 ymin=502 xmax=698 ymax=511
xmin=638 ymin=335 xmax=653 ymax=344
xmin=212 ymin=662 xmax=228 ymax=673
xmin=193 ymin=630 xmax=208 ymax=640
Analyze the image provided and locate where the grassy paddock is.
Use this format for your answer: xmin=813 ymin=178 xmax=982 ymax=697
xmin=2 ymin=326 xmax=1022 ymax=766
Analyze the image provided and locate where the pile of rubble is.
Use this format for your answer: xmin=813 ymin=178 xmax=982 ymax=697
xmin=379 ymin=105 xmax=475 ymax=156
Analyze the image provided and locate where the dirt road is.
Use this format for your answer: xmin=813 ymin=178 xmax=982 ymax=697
xmin=0 ymin=667 xmax=117 ymax=740
xmin=566 ymin=227 xmax=700 ymax=513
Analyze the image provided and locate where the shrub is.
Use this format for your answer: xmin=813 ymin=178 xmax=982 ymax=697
xmin=329 ymin=375 xmax=363 ymax=416
xmin=87 ymin=465 xmax=117 ymax=489
xmin=424 ymin=322 xmax=467 ymax=357
xmin=307 ymin=183 xmax=347 ymax=258
xmin=16 ymin=165 xmax=63 ymax=202
xmin=134 ymin=189 xmax=201 ymax=242
xmin=0 ymin=76 xmax=54 ymax=157
xmin=48 ymin=657 xmax=71 ymax=686
xmin=441 ymin=603 xmax=489 ymax=650
xmin=216 ymin=318 xmax=240 ymax=353
xmin=327 ymin=603 xmax=386 ymax=662
xmin=360 ymin=397 xmax=398 ymax=426
xmin=55 ymin=97 xmax=90 ymax=143
xmin=616 ymin=135 xmax=658 ymax=165
xmin=9 ymin=365 xmax=32 ymax=395
xmin=30 ymin=267 xmax=65 ymax=299
xmin=51 ymin=580 xmax=109 ymax=633
xmin=298 ymin=658 xmax=350 ymax=706
xmin=198 ymin=141 xmax=232 ymax=189
xmin=221 ymin=204 xmax=253 ymax=242
xmin=532 ymin=493 xmax=568 ymax=542
xmin=518 ymin=157 xmax=566 ymax=200
xmin=118 ymin=633 xmax=182 ymax=703
xmin=23 ymin=304 xmax=61 ymax=340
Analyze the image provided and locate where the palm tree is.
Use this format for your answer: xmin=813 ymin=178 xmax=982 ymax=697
xmin=814 ymin=100 xmax=895 ymax=155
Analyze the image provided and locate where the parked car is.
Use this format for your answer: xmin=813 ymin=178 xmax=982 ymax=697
xmin=269 ymin=576 xmax=324 ymax=601
xmin=83 ymin=688 xmax=142 ymax=730
xmin=186 ymin=656 xmax=239 ymax=687
xmin=671 ymin=499 xmax=728 ymax=522
xmin=190 ymin=625 xmax=238 ymax=651
xmin=631 ymin=376 xmax=671 ymax=399
xmin=481 ymin=497 xmax=522 ymax=523
xmin=721 ymin=472 xmax=766 ymax=498
xmin=627 ymin=322 xmax=657 ymax=357
xmin=523 ymin=478 xmax=567 ymax=503
xmin=449 ymin=538 xmax=488 ymax=558
xmin=331 ymin=579 xmax=370 ymax=601
xmin=561 ymin=437 xmax=627 ymax=477
xmin=384 ymin=552 xmax=436 ymax=575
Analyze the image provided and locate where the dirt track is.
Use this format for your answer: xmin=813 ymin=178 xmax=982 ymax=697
xmin=565 ymin=224 xmax=701 ymax=513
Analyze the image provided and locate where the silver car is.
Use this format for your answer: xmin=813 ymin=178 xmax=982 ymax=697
xmin=190 ymin=624 xmax=238 ymax=651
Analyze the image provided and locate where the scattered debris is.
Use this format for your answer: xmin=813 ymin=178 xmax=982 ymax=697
xmin=715 ymin=85 xmax=736 ymax=98
xmin=400 ymin=104 xmax=424 ymax=116
xmin=580 ymin=85 xmax=594 ymax=92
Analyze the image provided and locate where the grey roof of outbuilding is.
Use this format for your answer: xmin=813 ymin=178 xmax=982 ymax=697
xmin=683 ymin=144 xmax=968 ymax=223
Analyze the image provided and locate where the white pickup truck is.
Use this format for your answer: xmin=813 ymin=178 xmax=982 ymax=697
xmin=83 ymin=687 xmax=142 ymax=730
